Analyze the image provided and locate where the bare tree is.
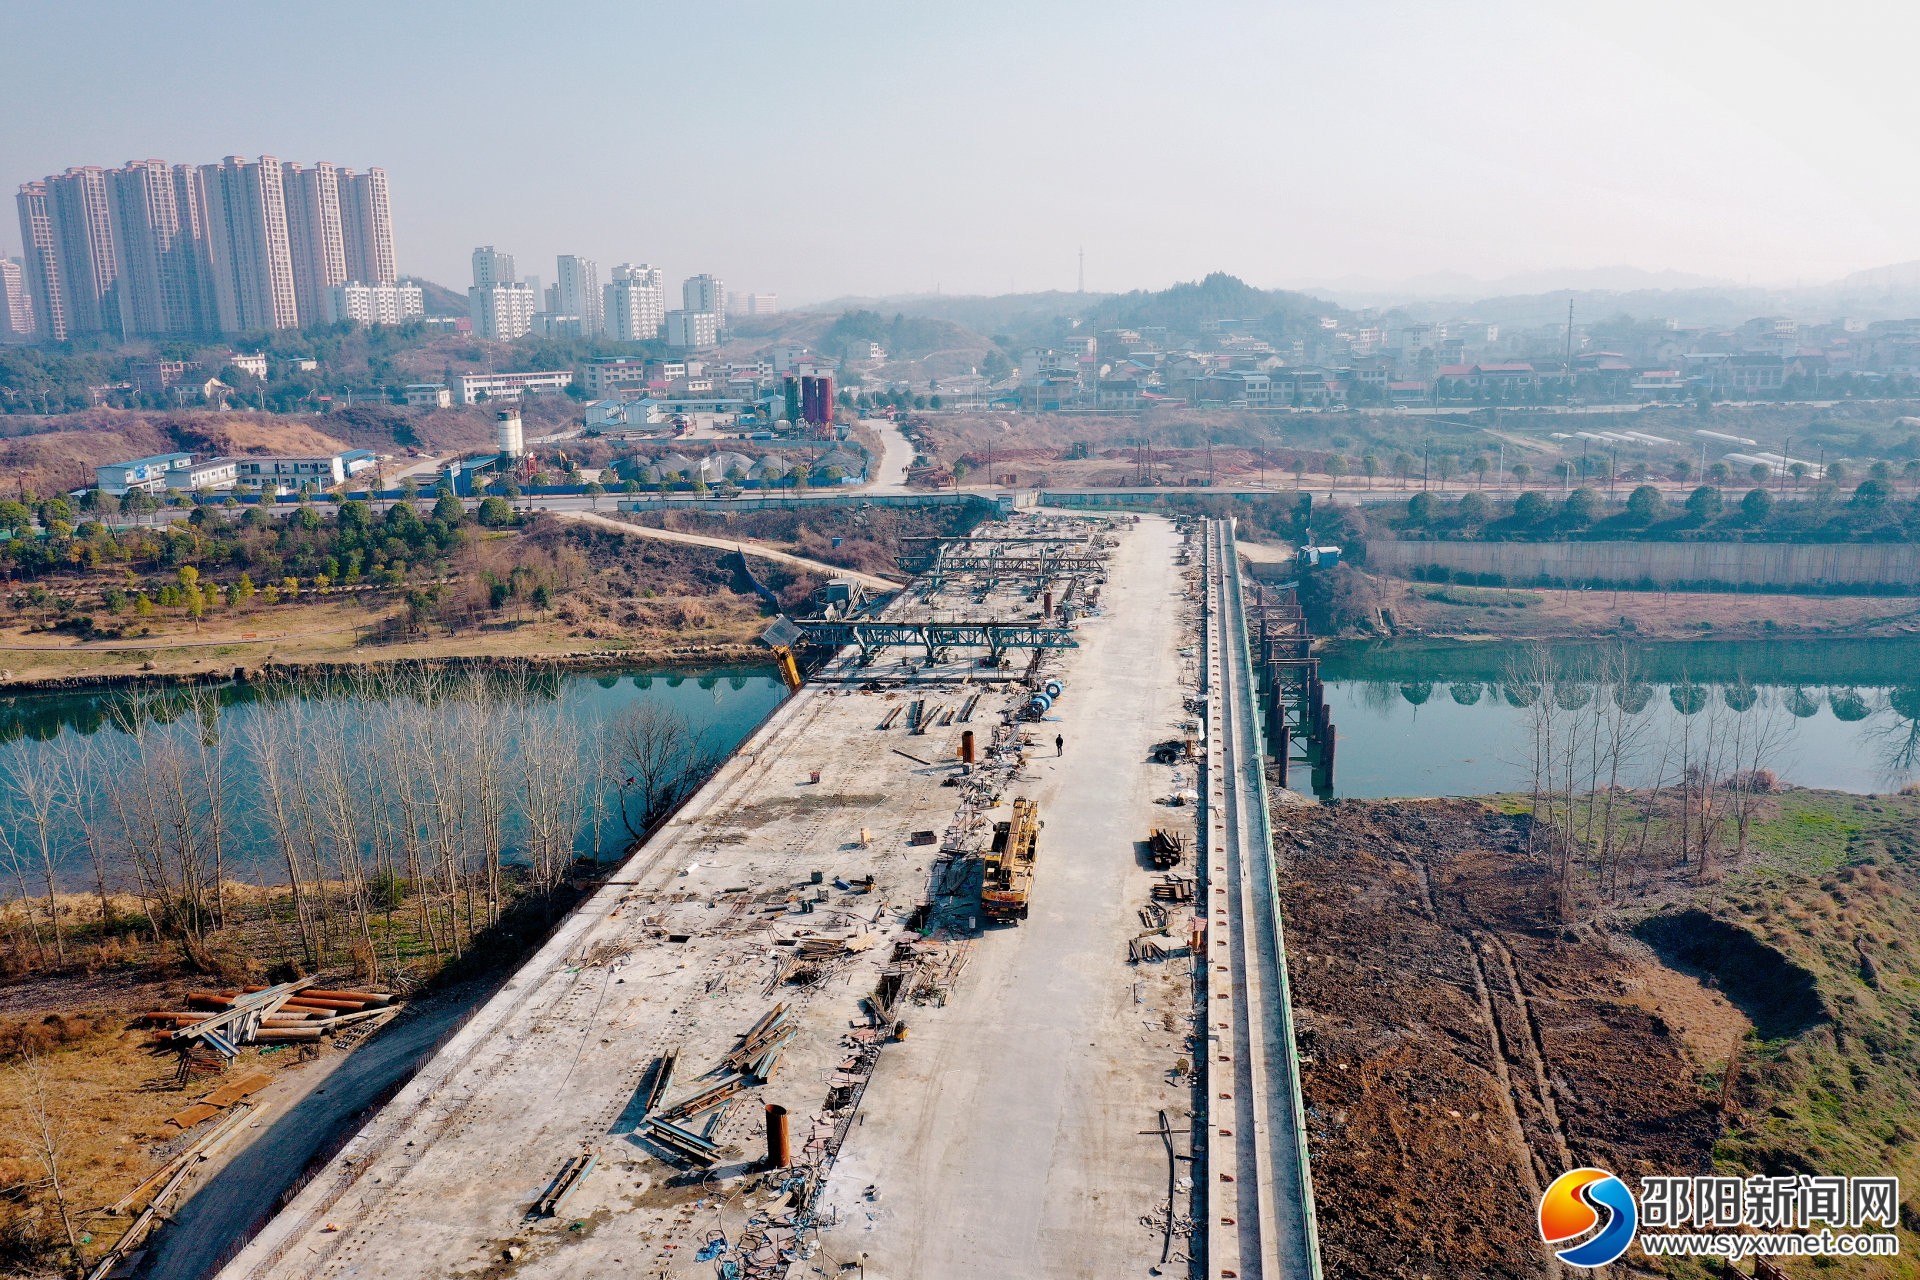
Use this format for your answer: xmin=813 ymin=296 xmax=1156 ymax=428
xmin=55 ymin=736 xmax=116 ymax=931
xmin=0 ymin=741 xmax=67 ymax=964
xmin=609 ymin=702 xmax=721 ymax=838
xmin=11 ymin=1053 xmax=80 ymax=1258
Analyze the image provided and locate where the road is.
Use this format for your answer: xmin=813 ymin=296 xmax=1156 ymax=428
xmin=817 ymin=515 xmax=1195 ymax=1277
xmin=863 ymin=417 xmax=916 ymax=492
xmin=145 ymin=994 xmax=480 ymax=1280
xmin=556 ymin=510 xmax=900 ymax=589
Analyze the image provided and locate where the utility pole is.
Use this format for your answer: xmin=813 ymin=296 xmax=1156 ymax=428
xmin=1564 ymin=297 xmax=1575 ymax=405
xmin=1781 ymin=435 xmax=1791 ymax=492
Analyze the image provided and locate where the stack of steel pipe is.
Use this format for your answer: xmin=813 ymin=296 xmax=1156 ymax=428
xmin=153 ymin=985 xmax=398 ymax=1044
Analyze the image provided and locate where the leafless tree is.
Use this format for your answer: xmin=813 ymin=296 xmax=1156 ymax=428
xmin=0 ymin=741 xmax=63 ymax=963
xmin=609 ymin=701 xmax=722 ymax=838
xmin=54 ymin=736 xmax=116 ymax=931
xmin=10 ymin=1053 xmax=79 ymax=1258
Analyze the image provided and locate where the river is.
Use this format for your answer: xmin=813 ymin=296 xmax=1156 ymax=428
xmin=0 ymin=667 xmax=788 ymax=891
xmin=1316 ymin=639 xmax=1920 ymax=799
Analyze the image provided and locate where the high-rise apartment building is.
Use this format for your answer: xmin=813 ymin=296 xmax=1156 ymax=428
xmin=14 ymin=183 xmax=64 ymax=340
xmin=603 ymin=262 xmax=664 ymax=342
xmin=199 ymin=156 xmax=300 ymax=332
xmin=283 ymin=162 xmax=347 ymax=325
xmin=682 ymin=273 xmax=725 ymax=316
xmin=44 ymin=168 xmax=121 ymax=337
xmin=556 ymin=255 xmax=602 ymax=335
xmin=472 ymin=246 xmax=514 ymax=288
xmin=339 ymin=168 xmax=394 ymax=286
xmin=105 ymin=159 xmax=217 ymax=336
xmin=16 ymin=153 xmax=396 ymax=340
xmin=731 ymin=291 xmax=777 ymax=316
xmin=470 ymin=282 xmax=536 ymax=340
xmin=0 ymin=258 xmax=32 ymax=340
xmin=663 ymin=309 xmax=720 ymax=349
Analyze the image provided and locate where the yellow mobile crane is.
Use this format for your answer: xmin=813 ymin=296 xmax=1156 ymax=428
xmin=982 ymin=797 xmax=1041 ymax=922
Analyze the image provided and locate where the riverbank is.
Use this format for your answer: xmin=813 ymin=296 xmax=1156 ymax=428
xmin=1376 ymin=572 xmax=1920 ymax=640
xmin=0 ymin=630 xmax=771 ymax=694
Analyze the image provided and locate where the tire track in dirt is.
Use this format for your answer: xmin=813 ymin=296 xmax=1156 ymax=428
xmin=1401 ymin=850 xmax=1557 ymax=1278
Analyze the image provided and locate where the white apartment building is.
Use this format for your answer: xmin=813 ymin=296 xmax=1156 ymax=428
xmin=729 ymin=291 xmax=777 ymax=316
xmin=472 ymin=246 xmax=514 ymax=288
xmin=450 ymin=369 xmax=574 ymax=404
xmin=325 ymin=280 xmax=423 ymax=326
xmin=663 ymin=309 xmax=720 ymax=349
xmin=682 ymin=273 xmax=725 ymax=315
xmin=556 ymin=255 xmax=602 ymax=335
xmin=604 ymin=269 xmax=665 ymax=342
xmin=468 ymin=282 xmax=536 ymax=339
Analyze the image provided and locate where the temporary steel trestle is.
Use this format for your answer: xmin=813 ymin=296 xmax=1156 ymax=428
xmin=785 ymin=618 xmax=1079 ymax=663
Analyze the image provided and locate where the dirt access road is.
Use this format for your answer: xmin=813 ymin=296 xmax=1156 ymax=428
xmin=819 ymin=514 xmax=1202 ymax=1278
xmin=559 ymin=510 xmax=900 ymax=590
xmin=143 ymin=992 xmax=480 ymax=1280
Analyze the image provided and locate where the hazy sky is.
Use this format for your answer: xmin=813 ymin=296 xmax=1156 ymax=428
xmin=7 ymin=1 xmax=1918 ymax=304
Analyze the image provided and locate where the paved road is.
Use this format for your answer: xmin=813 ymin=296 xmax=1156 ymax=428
xmin=863 ymin=417 xmax=916 ymax=493
xmin=818 ymin=516 xmax=1192 ymax=1278
xmin=145 ymin=996 xmax=478 ymax=1280
xmin=556 ymin=510 xmax=899 ymax=589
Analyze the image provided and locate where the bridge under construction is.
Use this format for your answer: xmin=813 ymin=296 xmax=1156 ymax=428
xmin=215 ymin=512 xmax=1321 ymax=1280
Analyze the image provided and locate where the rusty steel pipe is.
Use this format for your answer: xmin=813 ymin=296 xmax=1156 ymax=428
xmin=765 ymin=1104 xmax=790 ymax=1168
xmin=960 ymin=730 xmax=975 ymax=764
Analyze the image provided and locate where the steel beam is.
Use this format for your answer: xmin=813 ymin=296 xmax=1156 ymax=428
xmin=787 ymin=618 xmax=1079 ymax=657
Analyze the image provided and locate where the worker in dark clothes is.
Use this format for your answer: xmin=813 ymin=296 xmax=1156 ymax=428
xmin=1055 ymin=734 xmax=1064 ymax=756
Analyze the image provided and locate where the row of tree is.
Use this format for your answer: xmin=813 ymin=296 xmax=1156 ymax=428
xmin=0 ymin=670 xmax=724 ymax=981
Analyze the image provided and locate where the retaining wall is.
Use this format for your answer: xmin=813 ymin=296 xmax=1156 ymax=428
xmin=1365 ymin=539 xmax=1920 ymax=592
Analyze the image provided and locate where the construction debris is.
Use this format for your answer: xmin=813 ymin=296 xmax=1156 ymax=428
xmin=1148 ymin=828 xmax=1185 ymax=868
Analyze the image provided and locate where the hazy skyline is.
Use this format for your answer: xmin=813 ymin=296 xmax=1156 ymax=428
xmin=7 ymin=1 xmax=1918 ymax=307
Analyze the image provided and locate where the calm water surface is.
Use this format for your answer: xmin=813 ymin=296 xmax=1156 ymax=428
xmin=0 ymin=667 xmax=787 ymax=888
xmin=1317 ymin=639 xmax=1920 ymax=798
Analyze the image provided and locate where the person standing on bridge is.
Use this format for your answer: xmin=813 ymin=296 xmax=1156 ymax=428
xmin=1055 ymin=734 xmax=1064 ymax=756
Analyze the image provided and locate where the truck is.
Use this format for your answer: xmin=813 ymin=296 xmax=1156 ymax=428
xmin=982 ymin=797 xmax=1040 ymax=922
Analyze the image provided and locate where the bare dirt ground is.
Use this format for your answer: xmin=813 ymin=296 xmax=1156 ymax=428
xmin=1274 ymin=799 xmax=1731 ymax=1279
xmin=1381 ymin=574 xmax=1920 ymax=640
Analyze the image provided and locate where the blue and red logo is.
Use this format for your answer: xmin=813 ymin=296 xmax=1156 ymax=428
xmin=1539 ymin=1168 xmax=1638 ymax=1267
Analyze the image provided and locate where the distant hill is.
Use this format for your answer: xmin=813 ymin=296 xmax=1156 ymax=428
xmin=404 ymin=277 xmax=468 ymax=317
xmin=800 ymin=290 xmax=1118 ymax=339
xmin=715 ymin=311 xmax=993 ymax=380
xmin=804 ymin=274 xmax=1347 ymax=350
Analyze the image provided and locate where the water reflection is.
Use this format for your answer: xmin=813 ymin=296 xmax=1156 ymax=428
xmin=1785 ymin=688 xmax=1822 ymax=718
xmin=1323 ymin=670 xmax=1920 ymax=798
xmin=1830 ymin=689 xmax=1870 ymax=722
xmin=0 ymin=665 xmax=786 ymax=887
